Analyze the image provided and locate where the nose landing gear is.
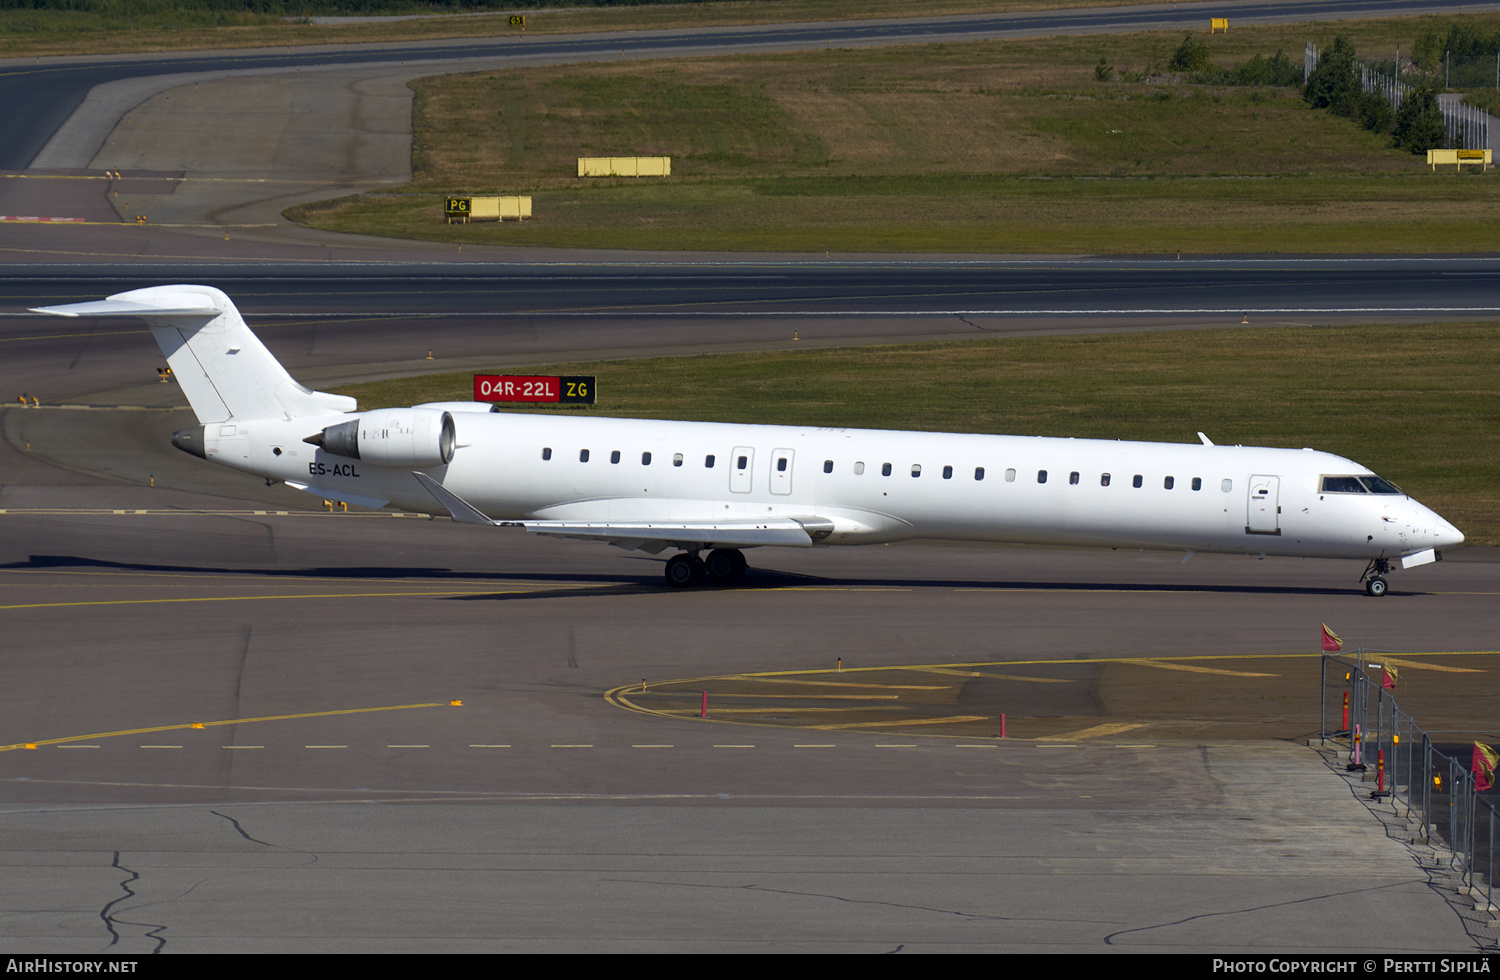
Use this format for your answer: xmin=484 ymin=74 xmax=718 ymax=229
xmin=1360 ymin=558 xmax=1392 ymax=597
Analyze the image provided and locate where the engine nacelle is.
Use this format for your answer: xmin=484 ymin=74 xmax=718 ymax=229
xmin=306 ymin=409 xmax=456 ymax=467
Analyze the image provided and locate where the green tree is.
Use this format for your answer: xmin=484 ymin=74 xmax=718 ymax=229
xmin=1168 ymin=34 xmax=1213 ymax=73
xmin=1304 ymin=35 xmax=1359 ymax=116
xmin=1392 ymin=86 xmax=1445 ymax=153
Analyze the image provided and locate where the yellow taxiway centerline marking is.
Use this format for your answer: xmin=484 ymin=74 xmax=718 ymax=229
xmin=1038 ymin=723 xmax=1146 ymax=741
xmin=605 ymin=652 xmax=1498 ymax=732
xmin=645 ymin=692 xmax=900 ymax=700
xmin=0 ymin=589 xmax=500 ymax=611
xmin=1116 ymin=658 xmax=1276 ymax=678
xmin=813 ymin=715 xmax=995 ymax=730
xmin=1375 ymin=656 xmax=1482 ymax=673
xmin=0 ymin=702 xmax=450 ymax=753
xmin=718 ymin=675 xmax=950 ymax=690
xmin=654 ymin=706 xmax=905 ymax=715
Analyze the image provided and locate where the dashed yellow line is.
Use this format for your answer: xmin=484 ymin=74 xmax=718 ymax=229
xmin=1 ymin=702 xmax=450 ymax=753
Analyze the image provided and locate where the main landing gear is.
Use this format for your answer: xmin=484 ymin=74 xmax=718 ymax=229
xmin=664 ymin=548 xmax=748 ymax=588
xmin=1360 ymin=557 xmax=1392 ymax=597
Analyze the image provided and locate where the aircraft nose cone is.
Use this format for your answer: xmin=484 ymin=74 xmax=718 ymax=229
xmin=1435 ymin=516 xmax=1465 ymax=549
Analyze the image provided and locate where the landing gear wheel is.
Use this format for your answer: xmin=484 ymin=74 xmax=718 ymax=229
xmin=664 ymin=553 xmax=706 ymax=588
xmin=1359 ymin=558 xmax=1393 ymax=597
xmin=705 ymin=548 xmax=747 ymax=584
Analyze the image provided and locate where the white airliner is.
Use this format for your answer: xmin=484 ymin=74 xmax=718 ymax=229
xmin=36 ymin=284 xmax=1464 ymax=595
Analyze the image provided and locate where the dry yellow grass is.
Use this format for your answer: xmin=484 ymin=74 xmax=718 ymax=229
xmin=291 ymin=12 xmax=1500 ymax=252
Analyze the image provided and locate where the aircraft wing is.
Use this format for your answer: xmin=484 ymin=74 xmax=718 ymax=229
xmin=502 ymin=519 xmax=820 ymax=551
xmin=411 ymin=471 xmax=828 ymax=551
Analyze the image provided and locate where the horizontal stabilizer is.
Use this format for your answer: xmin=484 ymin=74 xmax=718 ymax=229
xmin=31 ymin=298 xmax=221 ymax=318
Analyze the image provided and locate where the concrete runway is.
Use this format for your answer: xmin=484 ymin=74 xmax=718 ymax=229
xmin=2 ymin=3 xmax=1499 ymax=954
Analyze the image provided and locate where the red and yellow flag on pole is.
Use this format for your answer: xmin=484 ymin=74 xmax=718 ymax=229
xmin=1474 ymin=743 xmax=1499 ymax=791
xmin=1382 ymin=666 xmax=1399 ymax=691
xmin=1321 ymin=623 xmax=1343 ymax=652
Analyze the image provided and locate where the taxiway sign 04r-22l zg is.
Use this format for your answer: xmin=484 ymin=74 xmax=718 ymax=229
xmin=35 ymin=285 xmax=1465 ymax=595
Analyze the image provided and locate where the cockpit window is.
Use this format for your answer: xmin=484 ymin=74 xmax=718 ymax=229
xmin=1320 ymin=476 xmax=1367 ymax=494
xmin=1360 ymin=476 xmax=1403 ymax=494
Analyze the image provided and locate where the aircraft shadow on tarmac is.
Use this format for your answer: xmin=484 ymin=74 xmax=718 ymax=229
xmin=3 ymin=554 xmax=1375 ymax=599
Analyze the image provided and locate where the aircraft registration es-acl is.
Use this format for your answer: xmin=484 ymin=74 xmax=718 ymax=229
xmin=34 ymin=285 xmax=1464 ymax=595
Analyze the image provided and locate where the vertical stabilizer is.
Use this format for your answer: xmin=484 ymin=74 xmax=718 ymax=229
xmin=32 ymin=284 xmax=356 ymax=423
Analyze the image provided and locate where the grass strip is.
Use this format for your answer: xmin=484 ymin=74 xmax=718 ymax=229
xmin=288 ymin=14 xmax=1500 ymax=253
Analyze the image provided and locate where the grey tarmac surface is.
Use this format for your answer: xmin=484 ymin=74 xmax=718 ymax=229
xmin=1 ymin=381 xmax=1498 ymax=951
xmin=1 ymin=3 xmax=1498 ymax=955
xmin=0 ymin=496 xmax=1496 ymax=952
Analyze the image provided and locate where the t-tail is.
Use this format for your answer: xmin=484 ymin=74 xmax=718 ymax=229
xmin=33 ymin=285 xmax=356 ymax=424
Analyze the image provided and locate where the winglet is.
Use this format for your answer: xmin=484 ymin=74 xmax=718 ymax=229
xmin=412 ymin=471 xmax=500 ymax=525
xmin=1198 ymin=432 xmax=1214 ymax=446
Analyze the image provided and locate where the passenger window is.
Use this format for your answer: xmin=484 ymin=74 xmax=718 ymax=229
xmin=1132 ymin=474 xmax=1143 ymax=488
xmin=642 ymin=452 xmax=652 ymax=465
xmin=943 ymin=465 xmax=953 ymax=479
xmin=824 ymin=459 xmax=833 ymax=474
xmin=1004 ymin=468 xmax=1016 ymax=482
xmin=1100 ymin=473 xmax=1111 ymax=487
xmin=542 ymin=447 xmax=552 ymax=461
xmin=580 ymin=449 xmax=590 ymax=462
xmin=705 ymin=455 xmax=715 ymax=468
xmin=1037 ymin=470 xmax=1048 ymax=484
xmin=854 ymin=461 xmax=865 ymax=475
xmin=1069 ymin=471 xmax=1079 ymax=485
xmin=1221 ymin=479 xmax=1233 ymax=492
xmin=975 ymin=467 xmax=985 ymax=481
xmin=911 ymin=464 xmax=921 ymax=478
xmin=737 ymin=455 xmax=748 ymax=469
xmin=881 ymin=463 xmax=892 ymax=477
xmin=610 ymin=450 xmax=621 ymax=464
xmin=1191 ymin=477 xmax=1202 ymax=491
xmin=777 ymin=457 xmax=788 ymax=472
xmin=673 ymin=453 xmax=683 ymax=467
xmin=1164 ymin=476 xmax=1175 ymax=490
